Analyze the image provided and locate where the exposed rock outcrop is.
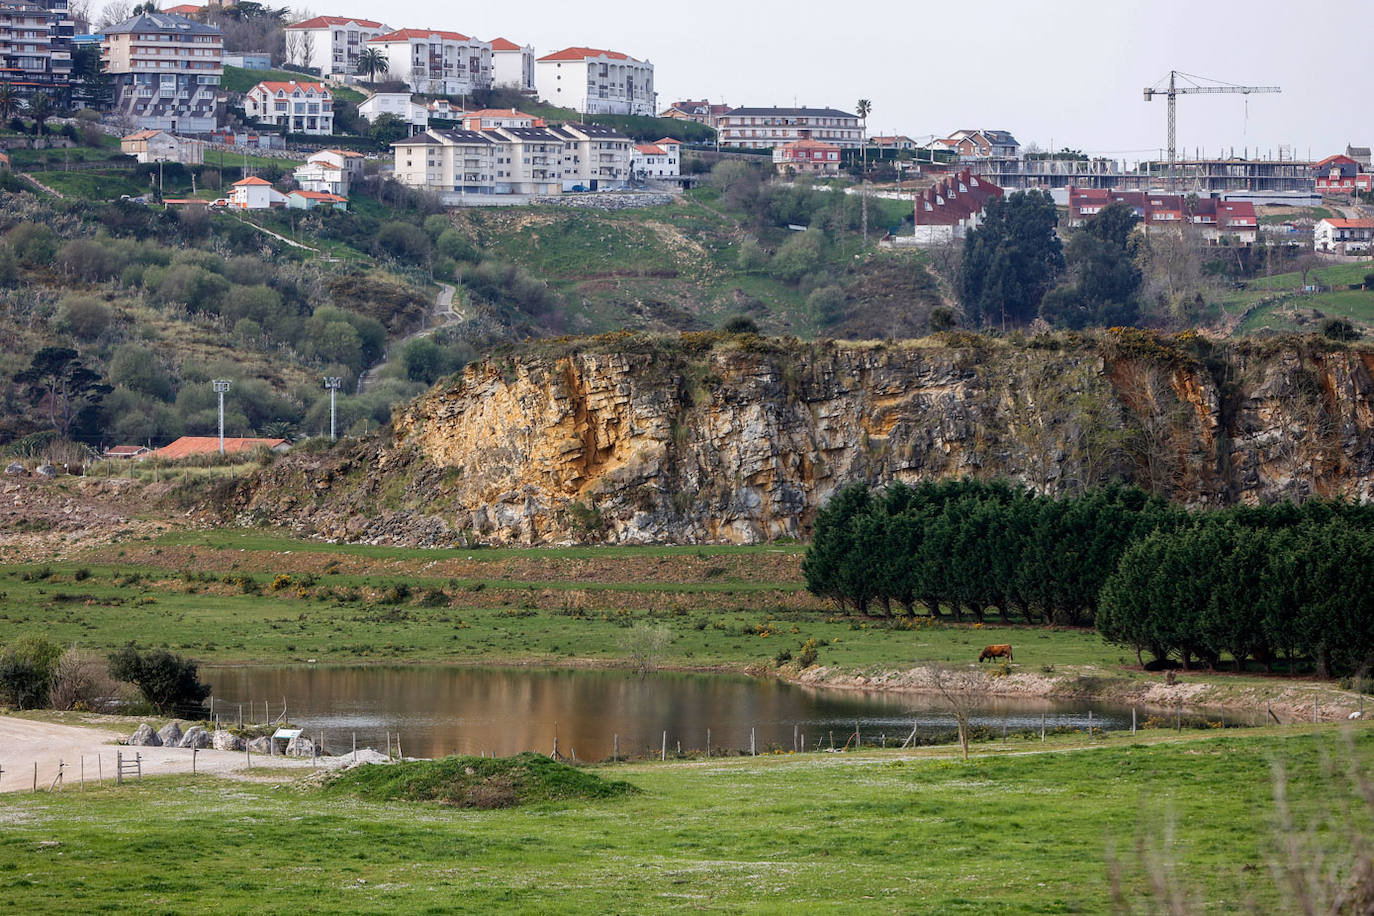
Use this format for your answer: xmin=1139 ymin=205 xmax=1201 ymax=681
xmin=230 ymin=333 xmax=1374 ymax=546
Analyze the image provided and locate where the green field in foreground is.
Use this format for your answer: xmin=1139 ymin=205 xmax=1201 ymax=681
xmin=0 ymin=558 xmax=1126 ymax=671
xmin=0 ymin=729 xmax=1369 ymax=912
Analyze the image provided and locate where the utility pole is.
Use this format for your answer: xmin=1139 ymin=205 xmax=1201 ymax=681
xmin=322 ymin=376 xmax=343 ymax=440
xmin=212 ymin=379 xmax=230 ymax=454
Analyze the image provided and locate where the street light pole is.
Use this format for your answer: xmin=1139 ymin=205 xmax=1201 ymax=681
xmin=322 ymin=376 xmax=343 ymax=440
xmin=212 ymin=379 xmax=231 ymax=454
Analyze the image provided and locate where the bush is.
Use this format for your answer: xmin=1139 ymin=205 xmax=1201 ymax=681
xmin=53 ymin=295 xmax=112 ymax=340
xmin=797 ymin=637 xmax=820 ymax=668
xmin=107 ymin=646 xmax=211 ymax=716
xmin=48 ymin=646 xmax=116 ymax=711
xmin=0 ymin=636 xmax=61 ymax=708
xmin=373 ymin=221 xmax=432 ymax=264
xmin=1322 ymin=317 xmax=1360 ymax=342
xmin=721 ymin=315 xmax=759 ymax=335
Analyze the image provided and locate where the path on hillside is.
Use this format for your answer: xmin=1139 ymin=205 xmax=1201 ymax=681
xmin=229 ymin=213 xmax=319 ymax=252
xmin=357 ymin=281 xmax=460 ymax=394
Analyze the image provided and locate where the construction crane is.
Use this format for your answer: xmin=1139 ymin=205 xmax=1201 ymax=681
xmin=1143 ymin=71 xmax=1280 ymax=188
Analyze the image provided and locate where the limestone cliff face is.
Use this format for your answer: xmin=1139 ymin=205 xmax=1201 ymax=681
xmin=233 ymin=335 xmax=1374 ymax=546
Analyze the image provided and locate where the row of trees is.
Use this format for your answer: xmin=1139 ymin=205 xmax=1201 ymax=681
xmin=1099 ymin=518 xmax=1374 ymax=677
xmin=803 ymin=479 xmax=1374 ymax=674
xmin=0 ymin=638 xmax=211 ymax=715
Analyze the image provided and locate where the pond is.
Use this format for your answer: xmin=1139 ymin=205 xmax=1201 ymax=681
xmin=202 ymin=665 xmax=1191 ymax=760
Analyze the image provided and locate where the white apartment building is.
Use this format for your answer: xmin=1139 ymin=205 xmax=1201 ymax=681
xmin=392 ymin=122 xmax=632 ymax=196
xmin=367 ymin=28 xmax=492 ymax=97
xmin=243 ymin=79 xmax=332 ymax=134
xmin=283 ymin=16 xmax=388 ymax=78
xmin=490 ymin=37 xmax=534 ymax=92
xmin=716 ymin=106 xmax=861 ymax=150
xmin=535 ymin=46 xmax=655 ymax=117
xmin=632 ymin=138 xmax=680 ymax=179
xmin=102 ymin=12 xmax=223 ymax=132
xmin=293 ymin=148 xmax=364 ymax=196
xmin=358 ymin=92 xmax=429 ymax=133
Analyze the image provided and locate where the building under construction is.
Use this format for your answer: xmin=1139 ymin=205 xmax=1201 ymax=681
xmin=967 ymin=154 xmax=1314 ymax=193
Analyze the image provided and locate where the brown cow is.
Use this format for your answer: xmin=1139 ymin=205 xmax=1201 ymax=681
xmin=978 ymin=644 xmax=1013 ymax=663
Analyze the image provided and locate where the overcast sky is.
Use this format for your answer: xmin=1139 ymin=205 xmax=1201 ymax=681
xmin=296 ymin=0 xmax=1364 ymax=162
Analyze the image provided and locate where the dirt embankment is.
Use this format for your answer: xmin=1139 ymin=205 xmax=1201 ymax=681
xmin=0 ymin=476 xmax=178 ymax=562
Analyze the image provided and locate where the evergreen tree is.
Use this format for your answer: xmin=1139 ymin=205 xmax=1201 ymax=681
xmin=960 ymin=191 xmax=1064 ymax=327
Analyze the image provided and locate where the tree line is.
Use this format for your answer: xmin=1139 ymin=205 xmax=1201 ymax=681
xmin=803 ymin=479 xmax=1374 ymax=675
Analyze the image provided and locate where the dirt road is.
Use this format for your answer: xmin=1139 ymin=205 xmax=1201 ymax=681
xmin=0 ymin=715 xmax=314 ymax=793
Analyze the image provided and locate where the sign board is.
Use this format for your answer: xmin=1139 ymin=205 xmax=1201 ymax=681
xmin=273 ymin=728 xmax=302 ymax=740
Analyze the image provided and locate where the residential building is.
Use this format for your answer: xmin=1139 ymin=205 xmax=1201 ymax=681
xmin=1315 ymin=218 xmax=1374 ymax=254
xmin=773 ymin=138 xmax=842 ymax=176
xmin=392 ymin=128 xmax=498 ymax=194
xmin=970 ymin=155 xmax=1316 ymax=193
xmin=282 ymin=16 xmax=388 ymax=78
xmin=102 ymin=12 xmax=223 ymax=132
xmin=868 ymin=135 xmax=919 ymax=151
xmin=367 ymin=28 xmax=491 ymax=96
xmin=207 ymin=126 xmax=283 ymax=148
xmin=489 ymin=37 xmax=533 ymax=92
xmin=632 ymin=137 xmax=679 ymax=179
xmin=307 ymin=148 xmax=364 ymax=181
xmin=461 ymin=107 xmax=541 ymax=130
xmin=912 ymin=169 xmax=1004 ymax=240
xmin=152 ymin=436 xmax=288 ymax=459
xmin=0 ymin=0 xmax=73 ymax=97
xmin=428 ymin=98 xmax=462 ymax=119
xmin=1313 ymin=154 xmax=1374 ymax=195
xmin=104 ymin=444 xmax=151 ymax=459
xmin=243 ymin=79 xmax=332 ymax=134
xmin=285 ymin=189 xmax=347 ymax=211
xmin=293 ymin=158 xmax=347 ymax=195
xmin=535 ymin=46 xmax=655 ymax=117
xmin=1066 ymin=188 xmax=1258 ymax=245
xmin=551 ymin=122 xmax=631 ymax=190
xmin=659 ymin=99 xmax=730 ymax=127
xmin=358 ymin=91 xmax=428 ymax=133
xmin=121 ymin=128 xmax=203 ymax=163
xmin=391 ymin=121 xmax=632 ymax=195
xmin=226 ymin=175 xmax=285 ymax=209
xmin=716 ymin=106 xmax=860 ymax=150
xmin=931 ymin=128 xmax=1020 ymax=160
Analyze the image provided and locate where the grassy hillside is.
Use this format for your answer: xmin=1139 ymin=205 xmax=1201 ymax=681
xmin=1226 ymin=260 xmax=1374 ymax=335
xmin=1 ymin=729 xmax=1370 ymax=912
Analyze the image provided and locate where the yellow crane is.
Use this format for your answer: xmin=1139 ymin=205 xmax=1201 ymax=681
xmin=1143 ymin=70 xmax=1280 ymax=188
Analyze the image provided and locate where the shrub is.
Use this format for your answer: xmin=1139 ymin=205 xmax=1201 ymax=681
xmin=0 ymin=636 xmax=61 ymax=708
xmin=1322 ymin=317 xmax=1360 ymax=342
xmin=107 ymin=646 xmax=211 ymax=716
xmin=54 ymin=296 xmax=112 ymax=340
xmin=797 ymin=637 xmax=820 ymax=669
xmin=48 ymin=646 xmax=116 ymax=711
xmin=721 ymin=315 xmax=759 ymax=335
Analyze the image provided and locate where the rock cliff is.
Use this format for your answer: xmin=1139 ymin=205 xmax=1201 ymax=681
xmin=230 ymin=331 xmax=1374 ymax=546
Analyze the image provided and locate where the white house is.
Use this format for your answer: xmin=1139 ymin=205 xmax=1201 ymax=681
xmin=632 ymin=137 xmax=680 ymax=179
xmin=367 ymin=28 xmax=492 ymax=96
xmin=461 ymin=108 xmax=541 ymax=130
xmin=358 ymin=93 xmax=429 ymax=133
xmin=242 ymin=80 xmax=333 ymax=135
xmin=717 ymin=107 xmax=860 ymax=150
xmin=293 ymin=160 xmax=348 ymax=196
xmin=285 ymin=190 xmax=347 ymax=211
xmin=490 ymin=37 xmax=534 ymax=92
xmin=535 ymin=46 xmax=656 ymax=117
xmin=283 ymin=16 xmax=389 ymax=78
xmin=1315 ymin=218 xmax=1374 ymax=254
xmin=308 ymin=148 xmax=365 ymax=181
xmin=227 ymin=176 xmax=286 ymax=209
xmin=120 ymin=130 xmax=204 ymax=165
xmin=428 ymin=99 xmax=463 ymax=119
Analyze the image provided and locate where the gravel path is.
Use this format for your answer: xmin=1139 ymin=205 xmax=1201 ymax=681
xmin=357 ymin=281 xmax=459 ymax=394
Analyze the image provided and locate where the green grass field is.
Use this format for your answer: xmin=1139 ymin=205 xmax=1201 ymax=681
xmin=0 ymin=728 xmax=1368 ymax=912
xmin=1227 ymin=260 xmax=1374 ymax=335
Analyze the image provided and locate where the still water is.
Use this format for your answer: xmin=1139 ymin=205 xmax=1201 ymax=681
xmin=204 ymin=665 xmax=1155 ymax=760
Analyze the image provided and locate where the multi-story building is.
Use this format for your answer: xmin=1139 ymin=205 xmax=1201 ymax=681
xmin=716 ymin=106 xmax=860 ymax=150
xmin=929 ymin=129 xmax=1020 ymax=160
xmin=489 ymin=37 xmax=533 ymax=92
xmin=243 ymin=79 xmax=332 ymax=134
xmin=1313 ymin=154 xmax=1374 ymax=195
xmin=460 ymin=107 xmax=540 ymax=130
xmin=391 ymin=121 xmax=632 ymax=195
xmin=909 ymin=169 xmax=1005 ymax=243
xmin=366 ymin=28 xmax=491 ymax=97
xmin=293 ymin=149 xmax=362 ymax=197
xmin=282 ymin=16 xmax=388 ymax=78
xmin=120 ymin=128 xmax=203 ymax=163
xmin=102 ymin=12 xmax=222 ymax=132
xmin=358 ymin=91 xmax=428 ymax=133
xmin=0 ymin=0 xmax=73 ymax=97
xmin=1066 ymin=188 xmax=1258 ymax=245
xmin=1315 ymin=218 xmax=1374 ymax=254
xmin=535 ymin=46 xmax=655 ymax=117
xmin=659 ymin=99 xmax=730 ymax=128
xmin=632 ymin=137 xmax=679 ymax=179
xmin=773 ymin=139 xmax=842 ymax=176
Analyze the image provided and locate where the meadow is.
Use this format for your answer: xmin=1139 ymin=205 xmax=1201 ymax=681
xmin=0 ymin=727 xmax=1369 ymax=913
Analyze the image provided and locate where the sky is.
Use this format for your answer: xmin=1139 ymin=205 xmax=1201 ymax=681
xmin=289 ymin=0 xmax=1365 ymax=162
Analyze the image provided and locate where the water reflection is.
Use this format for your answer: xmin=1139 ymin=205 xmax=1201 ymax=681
xmin=205 ymin=665 xmax=1149 ymax=760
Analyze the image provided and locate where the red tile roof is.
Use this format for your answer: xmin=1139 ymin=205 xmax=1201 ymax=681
xmin=105 ymin=445 xmax=150 ymax=457
xmin=780 ymin=139 xmax=841 ymax=151
xmin=635 ymin=144 xmax=665 ymax=155
xmin=288 ymin=15 xmax=385 ymax=29
xmin=152 ymin=437 xmax=287 ymax=460
xmin=163 ymin=4 xmax=201 ymax=14
xmin=489 ymin=37 xmax=522 ymax=51
xmin=371 ymin=28 xmax=472 ymax=43
xmin=253 ymin=80 xmax=329 ymax=96
xmin=317 ymin=148 xmax=364 ymax=158
xmin=538 ymin=46 xmax=635 ymax=62
xmin=122 ymin=129 xmax=166 ymax=141
xmin=653 ymin=137 xmax=681 ymax=145
xmin=233 ymin=176 xmax=273 ymax=186
xmin=289 ymin=190 xmax=347 ymax=201
xmin=1315 ymin=154 xmax=1359 ymax=169
xmin=463 ymin=108 xmax=535 ymax=119
xmin=1321 ymin=218 xmax=1374 ymax=229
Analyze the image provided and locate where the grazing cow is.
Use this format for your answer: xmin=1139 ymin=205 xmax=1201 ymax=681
xmin=978 ymin=644 xmax=1013 ymax=663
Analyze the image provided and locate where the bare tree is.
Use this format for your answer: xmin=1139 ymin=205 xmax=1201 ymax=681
xmin=298 ymin=28 xmax=315 ymax=69
xmin=284 ymin=29 xmax=301 ymax=66
xmin=619 ymin=623 xmax=673 ymax=677
xmin=928 ymin=663 xmax=992 ymax=761
xmin=68 ymin=0 xmax=92 ymax=33
xmin=95 ymin=0 xmax=130 ymax=29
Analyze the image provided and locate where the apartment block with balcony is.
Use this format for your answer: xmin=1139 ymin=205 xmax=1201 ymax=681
xmin=0 ymin=0 xmax=73 ymax=97
xmin=392 ymin=129 xmax=498 ymax=194
xmin=716 ymin=106 xmax=860 ymax=150
xmin=102 ymin=12 xmax=222 ymax=132
xmin=283 ymin=16 xmax=388 ymax=78
xmin=549 ymin=122 xmax=631 ymax=190
xmin=535 ymin=47 xmax=655 ymax=117
xmin=367 ymin=28 xmax=491 ymax=97
xmin=243 ymin=79 xmax=332 ymax=134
